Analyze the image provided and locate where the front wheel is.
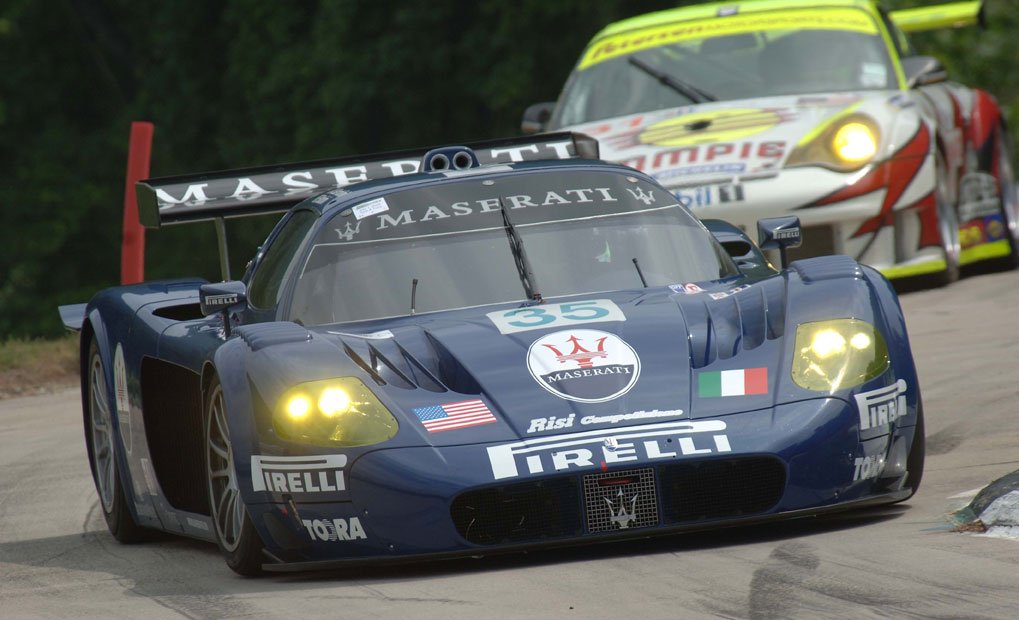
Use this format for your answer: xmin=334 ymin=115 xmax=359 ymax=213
xmin=992 ymin=125 xmax=1019 ymax=270
xmin=206 ymin=377 xmax=265 ymax=576
xmin=901 ymin=402 xmax=926 ymax=500
xmin=931 ymin=151 xmax=961 ymax=287
xmin=86 ymin=339 xmax=147 ymax=542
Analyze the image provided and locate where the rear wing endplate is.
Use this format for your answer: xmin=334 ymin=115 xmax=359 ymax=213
xmin=890 ymin=1 xmax=984 ymax=33
xmin=136 ymin=132 xmax=599 ymax=229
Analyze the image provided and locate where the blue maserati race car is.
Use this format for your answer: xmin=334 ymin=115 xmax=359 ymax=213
xmin=60 ymin=133 xmax=924 ymax=575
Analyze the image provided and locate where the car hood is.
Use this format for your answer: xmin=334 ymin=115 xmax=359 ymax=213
xmin=313 ymin=278 xmax=794 ymax=445
xmin=561 ymin=91 xmax=903 ymax=188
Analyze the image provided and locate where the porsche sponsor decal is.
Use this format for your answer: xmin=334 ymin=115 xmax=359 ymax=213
xmin=526 ymin=329 xmax=640 ymax=403
xmin=526 ymin=408 xmax=684 ymax=434
xmin=672 ymin=183 xmax=745 ymax=208
xmin=487 ymin=420 xmax=731 ymax=480
xmin=855 ymin=380 xmax=907 ymax=431
xmin=412 ymin=399 xmax=497 ymax=433
xmin=698 ymin=368 xmax=768 ymax=397
xmin=113 ymin=344 xmax=132 ymax=454
xmin=622 ymin=141 xmax=787 ymax=178
xmin=302 ymin=517 xmax=367 ymax=542
xmin=487 ymin=299 xmax=625 ymax=334
xmin=578 ymin=8 xmax=878 ymax=69
xmin=958 ymin=172 xmax=1000 ymax=222
xmin=251 ymin=454 xmax=347 ymax=494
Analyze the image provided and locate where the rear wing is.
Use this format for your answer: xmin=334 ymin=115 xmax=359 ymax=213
xmin=889 ymin=1 xmax=985 ymax=33
xmin=136 ymin=132 xmax=599 ymax=229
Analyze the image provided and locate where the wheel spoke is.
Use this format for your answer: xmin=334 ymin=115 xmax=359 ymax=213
xmin=209 ymin=439 xmax=229 ymax=461
xmin=224 ymin=491 xmax=238 ymax=541
xmin=215 ymin=406 xmax=230 ymax=450
xmin=210 ymin=466 xmax=230 ymax=480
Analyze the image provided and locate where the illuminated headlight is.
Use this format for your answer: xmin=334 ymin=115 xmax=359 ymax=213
xmin=785 ymin=114 xmax=881 ymax=172
xmin=832 ymin=122 xmax=877 ymax=163
xmin=273 ymin=378 xmax=398 ymax=447
xmin=791 ymin=319 xmax=889 ymax=391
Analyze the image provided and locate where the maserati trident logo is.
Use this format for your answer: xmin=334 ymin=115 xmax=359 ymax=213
xmin=544 ymin=334 xmax=608 ymax=368
xmin=606 ymin=489 xmax=639 ymax=529
xmin=335 ymin=220 xmax=362 ymax=241
xmin=526 ymin=329 xmax=640 ymax=403
xmin=626 ymin=186 xmax=656 ymax=205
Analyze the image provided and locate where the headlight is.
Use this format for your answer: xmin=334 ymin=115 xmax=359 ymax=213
xmin=785 ymin=114 xmax=881 ymax=172
xmin=273 ymin=378 xmax=399 ymax=447
xmin=791 ymin=319 xmax=889 ymax=391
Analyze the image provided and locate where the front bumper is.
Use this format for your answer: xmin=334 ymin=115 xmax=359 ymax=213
xmin=247 ymin=396 xmax=920 ymax=570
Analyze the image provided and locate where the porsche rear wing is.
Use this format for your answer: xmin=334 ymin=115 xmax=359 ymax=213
xmin=135 ymin=132 xmax=599 ymax=229
xmin=889 ymin=1 xmax=985 ymax=33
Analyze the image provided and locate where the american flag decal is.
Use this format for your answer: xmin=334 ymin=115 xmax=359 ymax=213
xmin=412 ymin=399 xmax=497 ymax=433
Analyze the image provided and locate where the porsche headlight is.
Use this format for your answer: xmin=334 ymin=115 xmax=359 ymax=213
xmin=785 ymin=115 xmax=881 ymax=172
xmin=273 ymin=378 xmax=398 ymax=447
xmin=791 ymin=319 xmax=889 ymax=391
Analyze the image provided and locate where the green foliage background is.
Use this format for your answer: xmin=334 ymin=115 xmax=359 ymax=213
xmin=0 ymin=0 xmax=1014 ymax=337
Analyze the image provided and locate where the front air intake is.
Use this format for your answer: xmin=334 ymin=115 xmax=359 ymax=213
xmin=658 ymin=457 xmax=785 ymax=523
xmin=451 ymin=478 xmax=582 ymax=545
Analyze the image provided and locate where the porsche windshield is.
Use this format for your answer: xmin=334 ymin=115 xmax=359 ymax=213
xmin=552 ymin=7 xmax=896 ymax=127
xmin=290 ymin=169 xmax=736 ymax=325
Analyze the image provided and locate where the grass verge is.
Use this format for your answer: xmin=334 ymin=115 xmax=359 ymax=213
xmin=0 ymin=335 xmax=80 ymax=400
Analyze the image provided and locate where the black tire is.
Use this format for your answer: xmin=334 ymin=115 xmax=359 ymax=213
xmin=86 ymin=339 xmax=147 ymax=543
xmin=901 ymin=401 xmax=926 ymax=500
xmin=991 ymin=125 xmax=1019 ymax=271
xmin=931 ymin=151 xmax=961 ymax=287
xmin=205 ymin=376 xmax=265 ymax=576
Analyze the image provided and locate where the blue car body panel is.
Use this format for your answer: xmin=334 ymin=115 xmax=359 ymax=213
xmin=71 ymin=154 xmax=922 ymax=571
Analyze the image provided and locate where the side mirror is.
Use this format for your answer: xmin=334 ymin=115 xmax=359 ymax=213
xmin=902 ymin=56 xmax=947 ymax=88
xmin=200 ymin=281 xmax=247 ymax=335
xmin=521 ymin=102 xmax=555 ymax=135
xmin=757 ymin=216 xmax=802 ymax=269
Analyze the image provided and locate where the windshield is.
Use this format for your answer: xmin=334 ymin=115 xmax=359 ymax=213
xmin=553 ymin=7 xmax=896 ymax=127
xmin=289 ymin=170 xmax=736 ymax=325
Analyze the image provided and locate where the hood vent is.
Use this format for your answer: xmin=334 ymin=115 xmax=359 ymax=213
xmin=336 ymin=328 xmax=480 ymax=394
xmin=681 ymin=278 xmax=786 ymax=369
xmin=236 ymin=322 xmax=311 ymax=351
xmin=791 ymin=255 xmax=863 ymax=282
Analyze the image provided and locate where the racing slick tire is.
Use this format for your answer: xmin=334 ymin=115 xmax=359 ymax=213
xmin=205 ymin=376 xmax=265 ymax=576
xmin=991 ymin=126 xmax=1019 ymax=271
xmin=932 ymin=151 xmax=961 ymax=287
xmin=900 ymin=401 xmax=926 ymax=501
xmin=86 ymin=339 xmax=148 ymax=543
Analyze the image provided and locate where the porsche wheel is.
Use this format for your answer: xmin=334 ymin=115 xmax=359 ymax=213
xmin=932 ymin=151 xmax=960 ymax=287
xmin=86 ymin=339 xmax=146 ymax=542
xmin=993 ymin=126 xmax=1019 ymax=270
xmin=206 ymin=377 xmax=264 ymax=576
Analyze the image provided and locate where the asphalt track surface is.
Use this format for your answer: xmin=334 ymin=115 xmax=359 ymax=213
xmin=3 ymin=269 xmax=1019 ymax=619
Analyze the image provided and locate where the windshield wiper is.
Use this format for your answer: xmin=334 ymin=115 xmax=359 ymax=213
xmin=499 ymin=198 xmax=543 ymax=303
xmin=627 ymin=56 xmax=717 ymax=103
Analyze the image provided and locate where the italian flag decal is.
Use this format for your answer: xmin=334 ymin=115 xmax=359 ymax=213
xmin=699 ymin=368 xmax=768 ymax=397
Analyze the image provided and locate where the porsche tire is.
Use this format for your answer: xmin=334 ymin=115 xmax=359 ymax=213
xmin=932 ymin=151 xmax=960 ymax=287
xmin=205 ymin=376 xmax=265 ymax=576
xmin=992 ymin=125 xmax=1019 ymax=271
xmin=86 ymin=339 xmax=147 ymax=543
